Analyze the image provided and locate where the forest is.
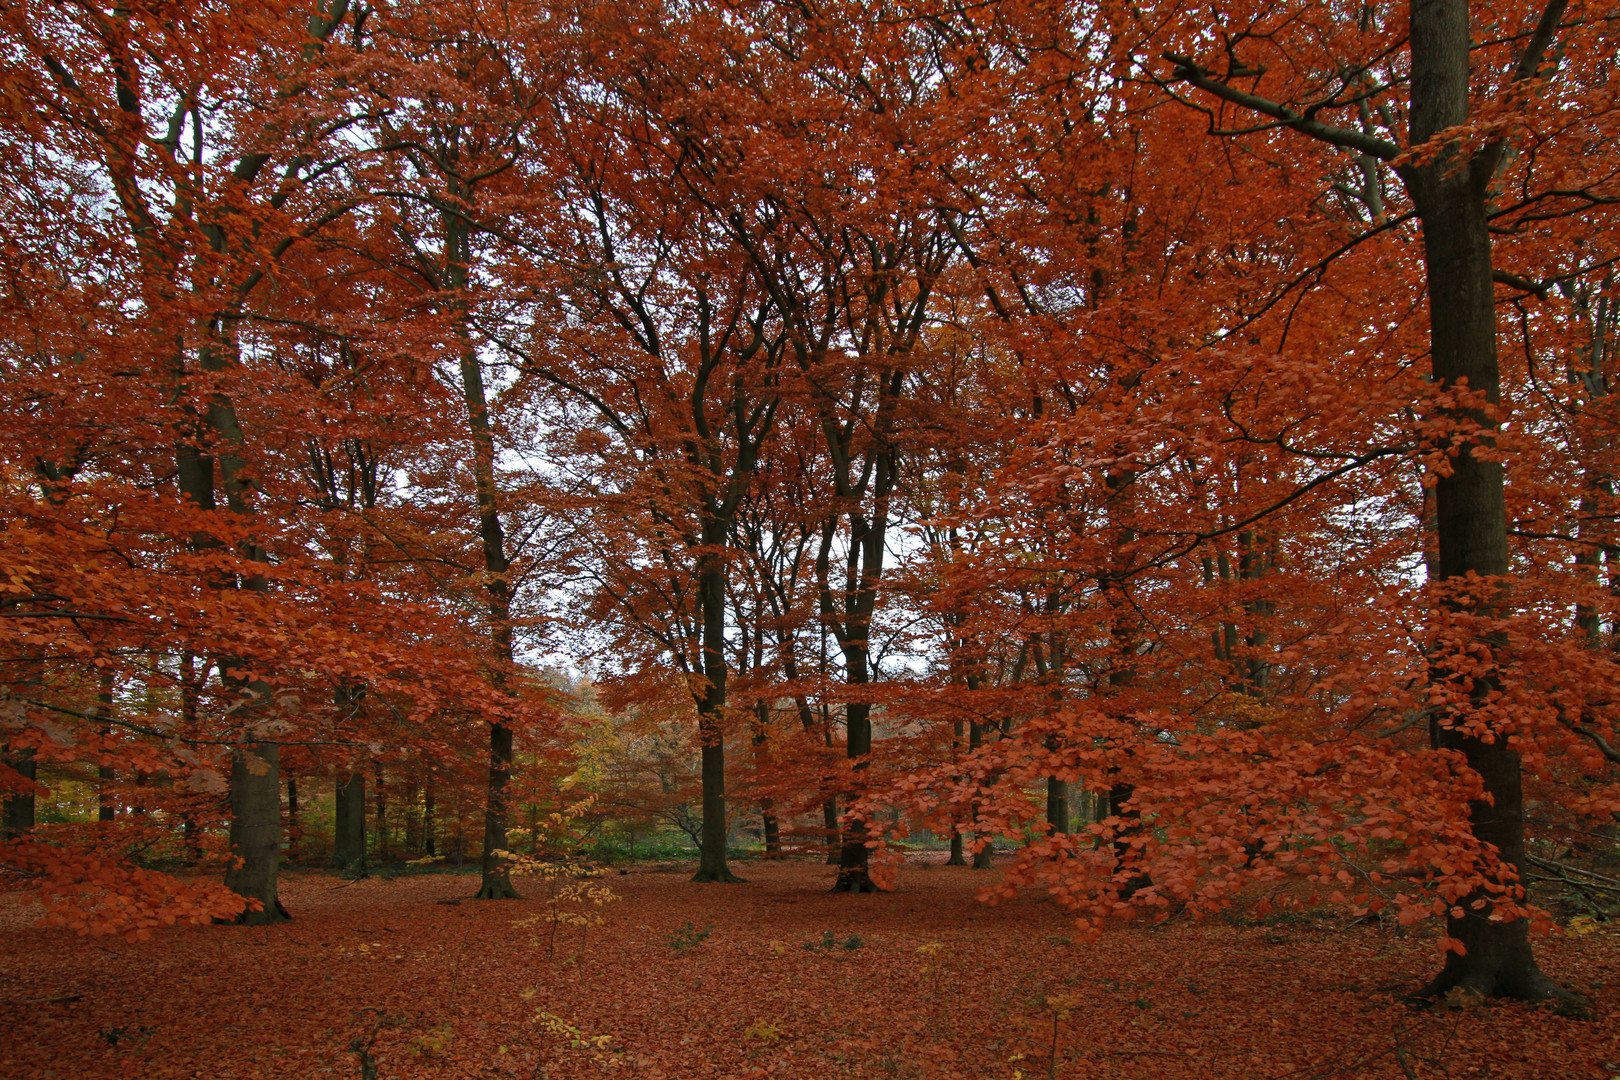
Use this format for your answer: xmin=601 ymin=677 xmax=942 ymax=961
xmin=1 ymin=0 xmax=1618 ymax=1076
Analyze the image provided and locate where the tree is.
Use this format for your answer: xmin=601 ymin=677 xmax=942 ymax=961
xmin=1155 ymin=0 xmax=1613 ymax=1006
xmin=0 ymin=0 xmax=553 ymax=933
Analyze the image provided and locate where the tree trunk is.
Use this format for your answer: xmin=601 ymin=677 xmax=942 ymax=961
xmin=1401 ymin=0 xmax=1572 ymax=1007
xmin=945 ymin=718 xmax=969 ymax=864
xmin=827 ymin=479 xmax=896 ymax=893
xmin=829 ymin=500 xmax=887 ymax=892
xmin=404 ymin=779 xmax=420 ymax=855
xmin=475 ymin=722 xmax=520 ymax=898
xmin=442 ymin=206 xmax=523 ymax=902
xmin=753 ymin=703 xmax=781 ymax=857
xmin=692 ymin=542 xmax=743 ymax=883
xmin=223 ymin=743 xmax=289 ymax=924
xmin=970 ymin=720 xmax=993 ymax=870
xmin=97 ymin=668 xmax=116 ymax=822
xmin=374 ymin=762 xmax=388 ymax=864
xmin=1046 ymin=777 xmax=1069 ymax=836
xmin=285 ymin=773 xmax=300 ymax=861
xmin=2 ymin=746 xmax=35 ymax=839
xmin=788 ymin=667 xmax=839 ymax=863
xmin=832 ymin=697 xmax=881 ymax=891
xmin=423 ymin=784 xmax=437 ymax=857
xmin=177 ymin=369 xmax=286 ymax=923
xmin=333 ymin=770 xmax=366 ymax=875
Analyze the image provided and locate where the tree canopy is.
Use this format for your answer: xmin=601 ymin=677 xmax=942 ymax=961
xmin=1 ymin=0 xmax=1617 ymax=1010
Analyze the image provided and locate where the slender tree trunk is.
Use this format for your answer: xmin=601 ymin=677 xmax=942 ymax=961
xmin=423 ymin=784 xmax=437 ymax=857
xmin=178 ymin=379 xmax=287 ymax=925
xmin=969 ymin=719 xmax=993 ymax=870
xmin=476 ymin=723 xmax=519 ymax=897
xmin=1030 ymin=630 xmax=1071 ymax=837
xmin=692 ymin=532 xmax=742 ymax=882
xmin=833 ymin=696 xmax=880 ymax=891
xmin=179 ymin=651 xmax=202 ymax=860
xmin=96 ymin=668 xmax=116 ymax=822
xmin=787 ymin=659 xmax=839 ymax=863
xmin=374 ymin=762 xmax=388 ymax=864
xmin=829 ymin=499 xmax=889 ymax=892
xmin=285 ymin=773 xmax=300 ymax=861
xmin=441 ymin=208 xmax=522 ymax=902
xmin=1238 ymin=528 xmax=1273 ymax=696
xmin=404 ymin=779 xmax=420 ymax=855
xmin=947 ymin=720 xmax=967 ymax=865
xmin=828 ymin=483 xmax=896 ymax=892
xmin=822 ymin=796 xmax=841 ymax=865
xmin=753 ymin=702 xmax=781 ymax=857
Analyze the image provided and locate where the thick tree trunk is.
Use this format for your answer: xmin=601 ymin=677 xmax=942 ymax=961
xmin=178 ymin=380 xmax=287 ymax=922
xmin=224 ymin=743 xmax=289 ymax=924
xmin=1402 ymin=0 xmax=1573 ymax=1008
xmin=332 ymin=770 xmax=366 ymax=874
xmin=1046 ymin=777 xmax=1069 ymax=836
xmin=832 ymin=698 xmax=881 ymax=892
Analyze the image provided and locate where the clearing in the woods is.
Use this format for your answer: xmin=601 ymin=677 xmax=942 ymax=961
xmin=1 ymin=859 xmax=1615 ymax=1080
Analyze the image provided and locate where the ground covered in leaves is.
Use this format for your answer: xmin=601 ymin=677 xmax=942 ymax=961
xmin=1 ymin=859 xmax=1617 ymax=1079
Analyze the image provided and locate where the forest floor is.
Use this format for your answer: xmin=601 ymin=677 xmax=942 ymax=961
xmin=0 ymin=858 xmax=1617 ymax=1080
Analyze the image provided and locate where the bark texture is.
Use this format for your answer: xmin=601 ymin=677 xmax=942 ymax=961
xmin=224 ymin=743 xmax=289 ymax=925
xmin=332 ymin=770 xmax=366 ymax=874
xmin=1399 ymin=0 xmax=1577 ymax=1008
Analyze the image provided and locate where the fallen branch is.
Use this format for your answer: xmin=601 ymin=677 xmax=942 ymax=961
xmin=1527 ymin=854 xmax=1620 ymax=890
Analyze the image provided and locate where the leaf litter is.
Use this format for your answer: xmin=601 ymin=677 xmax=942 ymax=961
xmin=0 ymin=860 xmax=1615 ymax=1079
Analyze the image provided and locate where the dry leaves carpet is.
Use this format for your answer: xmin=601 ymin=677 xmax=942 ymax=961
xmin=1 ymin=859 xmax=1617 ymax=1079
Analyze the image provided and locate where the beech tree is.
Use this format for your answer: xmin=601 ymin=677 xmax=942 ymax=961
xmin=3 ymin=3 xmax=1616 ymax=1024
xmin=515 ymin=68 xmax=789 ymax=883
xmin=1151 ymin=0 xmax=1615 ymax=1006
xmin=0 ymin=0 xmax=546 ymax=933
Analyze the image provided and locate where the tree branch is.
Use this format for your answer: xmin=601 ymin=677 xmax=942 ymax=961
xmin=1161 ymin=54 xmax=1401 ymax=161
xmin=1476 ymin=0 xmax=1572 ymax=181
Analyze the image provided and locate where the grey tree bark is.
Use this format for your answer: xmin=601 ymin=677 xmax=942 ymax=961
xmin=1167 ymin=0 xmax=1580 ymax=1004
xmin=332 ymin=769 xmax=367 ymax=875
